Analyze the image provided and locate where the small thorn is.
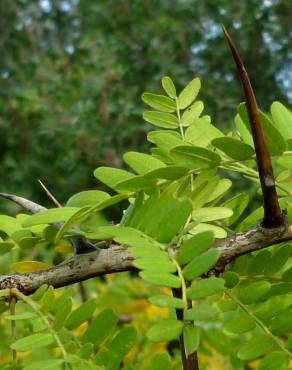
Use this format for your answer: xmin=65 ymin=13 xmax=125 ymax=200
xmin=38 ymin=179 xmax=62 ymax=208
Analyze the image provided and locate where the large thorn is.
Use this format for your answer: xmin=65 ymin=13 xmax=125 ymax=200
xmin=0 ymin=193 xmax=46 ymax=213
xmin=223 ymin=27 xmax=285 ymax=228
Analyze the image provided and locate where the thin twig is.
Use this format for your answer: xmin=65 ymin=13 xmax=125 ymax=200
xmin=222 ymin=26 xmax=284 ymax=228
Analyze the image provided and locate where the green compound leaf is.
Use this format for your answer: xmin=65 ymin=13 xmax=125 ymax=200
xmin=23 ymin=359 xmax=64 ymax=370
xmin=185 ymin=117 xmax=224 ymax=147
xmin=193 ymin=207 xmax=233 ymax=222
xmin=269 ymin=307 xmax=292 ymax=336
xmin=258 ymin=351 xmax=289 ymax=370
xmin=183 ymin=249 xmax=220 ymax=280
xmin=144 ymin=166 xmax=189 ymax=180
xmin=264 ymin=244 xmax=291 ymax=275
xmin=271 ymin=101 xmax=292 ymax=140
xmin=216 ymin=300 xmax=238 ymax=313
xmin=40 ymin=286 xmax=55 ymax=314
xmin=130 ymin=245 xmax=165 ymax=259
xmin=94 ymin=166 xmax=135 ymax=191
xmin=171 ymin=145 xmax=221 ymax=169
xmin=0 ymin=215 xmax=24 ymax=236
xmin=237 ymin=281 xmax=271 ymax=304
xmin=282 ymin=267 xmax=292 ymax=282
xmin=191 ymin=172 xmax=220 ymax=209
xmin=142 ymin=93 xmax=176 ymax=112
xmin=129 ymin=192 xmax=192 ymax=243
xmin=181 ymin=101 xmax=204 ymax=126
xmin=193 ymin=222 xmax=226 ymax=239
xmin=207 ymin=178 xmax=232 ymax=203
xmin=149 ymin=295 xmax=186 ymax=309
xmin=121 ymin=192 xmax=144 ymax=227
xmin=77 ymin=343 xmax=94 ymax=359
xmin=65 ymin=298 xmax=97 ymax=330
xmin=143 ymin=111 xmax=179 ymax=129
xmin=235 ymin=111 xmax=254 ymax=147
xmin=139 ymin=271 xmax=181 ymax=288
xmin=5 ymin=313 xmax=37 ymax=321
xmin=143 ymin=353 xmax=172 ymax=370
xmin=237 ymin=334 xmax=274 ymax=361
xmin=148 ymin=130 xmax=184 ymax=155
xmin=22 ymin=207 xmax=80 ymax=227
xmin=147 ymin=319 xmax=183 ymax=342
xmin=82 ymin=308 xmax=118 ymax=347
xmin=238 ymin=206 xmax=264 ymax=232
xmin=55 ymin=206 xmax=91 ymax=243
xmin=123 ymin=151 xmax=165 ymax=174
xmin=178 ymin=78 xmax=201 ymax=110
xmin=162 ymin=76 xmax=176 ymax=98
xmin=18 ymin=237 xmax=40 ymax=250
xmin=11 ymin=333 xmax=54 ymax=351
xmin=223 ymin=310 xmax=255 ymax=335
xmin=66 ymin=190 xmax=110 ymax=207
xmin=30 ymin=284 xmax=49 ymax=301
xmin=183 ymin=324 xmax=200 ymax=355
xmin=277 ymin=156 xmax=292 ymax=170
xmin=107 ymin=327 xmax=137 ymax=362
xmin=254 ymin=294 xmax=292 ymax=321
xmin=0 ymin=242 xmax=14 ymax=255
xmin=212 ymin=137 xmax=254 ymax=160
xmin=260 ymin=111 xmax=286 ymax=156
xmin=222 ymin=193 xmax=249 ymax=226
xmin=115 ymin=175 xmax=156 ymax=192
xmin=248 ymin=250 xmax=271 ymax=276
xmin=94 ymin=348 xmax=110 ymax=366
xmin=184 ymin=303 xmax=218 ymax=321
xmin=238 ymin=104 xmax=286 ymax=156
xmin=53 ymin=296 xmax=72 ymax=331
xmin=133 ymin=258 xmax=177 ymax=273
xmin=222 ymin=271 xmax=240 ymax=289
xmin=187 ymin=278 xmax=225 ymax=299
xmin=176 ymin=231 xmax=214 ymax=265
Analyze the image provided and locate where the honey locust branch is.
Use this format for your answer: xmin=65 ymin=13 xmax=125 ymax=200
xmin=0 ymin=192 xmax=291 ymax=294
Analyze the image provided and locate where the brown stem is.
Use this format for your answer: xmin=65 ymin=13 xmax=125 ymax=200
xmin=172 ymin=288 xmax=199 ymax=370
xmin=78 ymin=281 xmax=88 ymax=303
xmin=9 ymin=293 xmax=17 ymax=369
xmin=223 ymin=26 xmax=284 ymax=228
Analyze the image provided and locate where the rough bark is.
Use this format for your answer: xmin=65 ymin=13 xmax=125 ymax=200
xmin=0 ymin=223 xmax=290 ymax=295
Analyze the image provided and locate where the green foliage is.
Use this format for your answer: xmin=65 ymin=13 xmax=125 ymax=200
xmin=1 ymin=72 xmax=292 ymax=370
xmin=0 ymin=0 xmax=291 ymax=214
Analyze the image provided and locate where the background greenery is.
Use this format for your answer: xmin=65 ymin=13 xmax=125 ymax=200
xmin=1 ymin=2 xmax=292 ymax=369
xmin=0 ymin=0 xmax=291 ymax=210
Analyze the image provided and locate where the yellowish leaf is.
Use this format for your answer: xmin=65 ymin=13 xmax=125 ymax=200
xmin=74 ymin=321 xmax=88 ymax=337
xmin=54 ymin=245 xmax=73 ymax=254
xmin=11 ymin=261 xmax=50 ymax=273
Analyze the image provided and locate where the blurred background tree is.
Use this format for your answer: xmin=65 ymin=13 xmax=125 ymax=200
xmin=0 ymin=0 xmax=291 ymax=212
